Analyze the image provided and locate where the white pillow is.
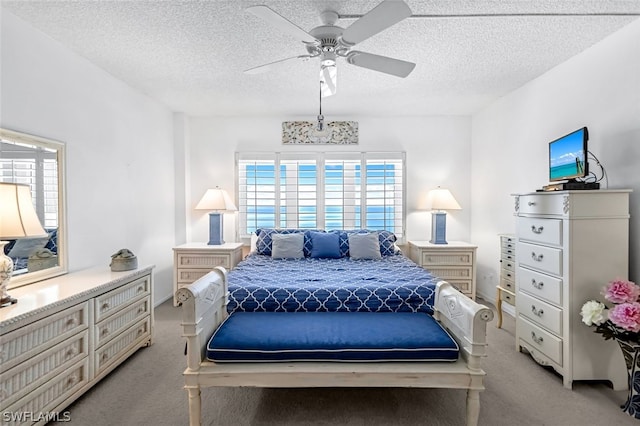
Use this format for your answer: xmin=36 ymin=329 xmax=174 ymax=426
xmin=271 ymin=233 xmax=304 ymax=259
xmin=348 ymin=232 xmax=382 ymax=260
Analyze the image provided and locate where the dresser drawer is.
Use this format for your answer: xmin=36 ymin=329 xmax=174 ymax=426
xmin=176 ymin=268 xmax=213 ymax=284
xmin=518 ymin=242 xmax=562 ymax=276
xmin=95 ymin=275 xmax=150 ymax=322
xmin=95 ymin=317 xmax=151 ymax=377
xmin=501 ymin=257 xmax=515 ymax=273
xmin=2 ymin=358 xmax=89 ymax=426
xmin=518 ymin=316 xmax=562 ymax=365
xmin=517 ymin=292 xmax=562 ymax=335
xmin=518 ymin=267 xmax=562 ymax=306
xmin=0 ymin=302 xmax=89 ymax=374
xmin=517 ymin=217 xmax=562 ymax=246
xmin=445 ymin=279 xmax=472 ymax=295
xmin=177 ymin=252 xmax=231 ymax=269
xmin=428 ymin=266 xmax=473 ymax=281
xmin=500 ymin=273 xmax=515 ymax=292
xmin=517 ymin=194 xmax=566 ymax=216
xmin=500 ymin=289 xmax=515 ymax=305
xmin=95 ymin=296 xmax=151 ymax=348
xmin=0 ymin=330 xmax=89 ymax=408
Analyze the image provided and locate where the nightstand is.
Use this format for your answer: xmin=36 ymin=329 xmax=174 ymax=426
xmin=173 ymin=242 xmax=244 ymax=306
xmin=408 ymin=241 xmax=477 ymax=300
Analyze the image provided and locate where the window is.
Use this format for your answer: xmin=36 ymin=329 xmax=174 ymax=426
xmin=0 ymin=141 xmax=59 ymax=228
xmin=236 ymin=152 xmax=405 ymax=240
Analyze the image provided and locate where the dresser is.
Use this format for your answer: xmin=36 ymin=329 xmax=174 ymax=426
xmin=0 ymin=266 xmax=154 ymax=425
xmin=173 ymin=242 xmax=243 ymax=306
xmin=408 ymin=241 xmax=477 ymax=299
xmin=513 ymin=190 xmax=630 ymax=390
xmin=496 ymin=234 xmax=516 ymax=328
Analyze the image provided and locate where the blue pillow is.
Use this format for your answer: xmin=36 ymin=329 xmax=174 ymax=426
xmin=309 ymin=231 xmax=341 ymax=259
xmin=255 ymin=228 xmax=316 ymax=257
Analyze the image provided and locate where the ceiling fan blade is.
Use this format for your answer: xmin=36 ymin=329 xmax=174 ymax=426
xmin=244 ymin=55 xmax=312 ymax=75
xmin=341 ymin=0 xmax=412 ymax=46
xmin=246 ymin=5 xmax=318 ymax=44
xmin=320 ymin=64 xmax=337 ymax=97
xmin=347 ymin=51 xmax=415 ymax=78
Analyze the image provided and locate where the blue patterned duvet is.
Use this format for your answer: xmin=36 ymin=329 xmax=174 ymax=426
xmin=227 ymin=254 xmax=439 ymax=314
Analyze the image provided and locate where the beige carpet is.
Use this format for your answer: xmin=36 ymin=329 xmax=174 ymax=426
xmin=51 ymin=299 xmax=637 ymax=426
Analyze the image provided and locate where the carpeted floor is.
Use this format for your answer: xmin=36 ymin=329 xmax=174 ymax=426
xmin=51 ymin=299 xmax=637 ymax=426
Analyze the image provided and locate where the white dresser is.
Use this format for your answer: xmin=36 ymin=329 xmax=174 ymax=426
xmin=512 ymin=190 xmax=630 ymax=390
xmin=0 ymin=266 xmax=154 ymax=425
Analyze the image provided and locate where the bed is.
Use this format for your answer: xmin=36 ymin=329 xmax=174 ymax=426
xmin=178 ymin=229 xmax=493 ymax=426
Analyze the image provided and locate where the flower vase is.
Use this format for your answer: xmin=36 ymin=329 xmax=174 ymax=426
xmin=617 ymin=339 xmax=640 ymax=419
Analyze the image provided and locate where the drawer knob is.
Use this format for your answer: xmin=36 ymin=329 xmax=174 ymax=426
xmin=531 ymin=252 xmax=544 ymax=262
xmin=531 ymin=331 xmax=544 ymax=344
xmin=531 ymin=225 xmax=544 ymax=234
xmin=101 ymin=353 xmax=109 ymax=362
xmin=137 ymin=286 xmax=144 ymax=293
xmin=531 ymin=305 xmax=544 ymax=317
xmin=528 ymin=201 xmax=536 ymax=206
xmin=101 ymin=327 xmax=110 ymax=336
xmin=531 ymin=279 xmax=544 ymax=289
xmin=66 ymin=375 xmax=79 ymax=388
xmin=66 ymin=318 xmax=78 ymax=327
xmin=102 ymin=302 xmax=110 ymax=311
xmin=66 ymin=347 xmax=78 ymax=358
xmin=138 ymin=307 xmax=145 ymax=314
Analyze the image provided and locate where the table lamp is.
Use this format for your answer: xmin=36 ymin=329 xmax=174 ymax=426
xmin=426 ymin=187 xmax=461 ymax=245
xmin=195 ymin=187 xmax=237 ymax=245
xmin=0 ymin=183 xmax=48 ymax=307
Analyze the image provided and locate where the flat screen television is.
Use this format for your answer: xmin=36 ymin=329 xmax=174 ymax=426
xmin=548 ymin=127 xmax=588 ymax=182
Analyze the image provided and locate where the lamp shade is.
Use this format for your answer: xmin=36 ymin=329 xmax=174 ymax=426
xmin=195 ymin=188 xmax=237 ymax=212
xmin=0 ymin=183 xmax=47 ymax=239
xmin=426 ymin=187 xmax=461 ymax=211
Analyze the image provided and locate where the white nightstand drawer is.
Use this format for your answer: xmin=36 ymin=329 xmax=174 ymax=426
xmin=177 ymin=253 xmax=231 ymax=269
xmin=177 ymin=268 xmax=213 ymax=284
xmin=518 ymin=316 xmax=562 ymax=365
xmin=429 ymin=266 xmax=473 ymax=281
xmin=517 ymin=217 xmax=562 ymax=246
xmin=517 ymin=292 xmax=562 ymax=335
xmin=518 ymin=267 xmax=562 ymax=306
xmin=518 ymin=242 xmax=562 ymax=276
xmin=421 ymin=251 xmax=473 ymax=266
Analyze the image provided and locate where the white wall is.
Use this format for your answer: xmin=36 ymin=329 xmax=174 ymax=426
xmin=1 ymin=10 xmax=176 ymax=305
xmin=471 ymin=19 xmax=640 ymax=301
xmin=181 ymin=115 xmax=472 ymax=245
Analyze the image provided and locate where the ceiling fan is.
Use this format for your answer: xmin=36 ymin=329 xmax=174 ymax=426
xmin=244 ymin=0 xmax=416 ymax=97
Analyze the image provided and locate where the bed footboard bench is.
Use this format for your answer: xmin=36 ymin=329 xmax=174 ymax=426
xmin=178 ymin=267 xmax=494 ymax=426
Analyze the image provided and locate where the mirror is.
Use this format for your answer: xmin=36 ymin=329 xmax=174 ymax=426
xmin=0 ymin=128 xmax=67 ymax=288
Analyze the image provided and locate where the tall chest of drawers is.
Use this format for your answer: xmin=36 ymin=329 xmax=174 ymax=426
xmin=496 ymin=234 xmax=516 ymax=328
xmin=512 ymin=190 xmax=630 ymax=390
xmin=0 ymin=266 xmax=154 ymax=425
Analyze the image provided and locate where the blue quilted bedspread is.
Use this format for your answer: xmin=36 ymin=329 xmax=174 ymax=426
xmin=227 ymin=254 xmax=439 ymax=314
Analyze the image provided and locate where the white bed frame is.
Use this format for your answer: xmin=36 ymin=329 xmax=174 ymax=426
xmin=178 ymin=267 xmax=494 ymax=426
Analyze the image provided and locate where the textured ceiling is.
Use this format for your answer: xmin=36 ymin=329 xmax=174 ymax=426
xmin=2 ymin=0 xmax=639 ymax=117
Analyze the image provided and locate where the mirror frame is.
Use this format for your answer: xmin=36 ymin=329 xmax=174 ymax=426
xmin=1 ymin=128 xmax=68 ymax=288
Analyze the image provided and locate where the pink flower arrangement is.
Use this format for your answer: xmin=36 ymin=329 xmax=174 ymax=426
xmin=581 ymin=278 xmax=640 ymax=343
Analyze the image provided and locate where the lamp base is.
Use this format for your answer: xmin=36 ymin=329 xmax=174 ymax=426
xmin=207 ymin=212 xmax=225 ymax=245
xmin=429 ymin=211 xmax=449 ymax=245
xmin=0 ymin=241 xmax=17 ymax=308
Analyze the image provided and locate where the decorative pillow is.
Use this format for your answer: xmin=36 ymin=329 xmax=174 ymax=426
xmin=334 ymin=229 xmax=399 ymax=257
xmin=271 ymin=233 xmax=304 ymax=259
xmin=255 ymin=228 xmax=316 ymax=257
xmin=309 ymin=231 xmax=341 ymax=259
xmin=348 ymin=232 xmax=382 ymax=260
xmin=7 ymin=236 xmax=50 ymax=258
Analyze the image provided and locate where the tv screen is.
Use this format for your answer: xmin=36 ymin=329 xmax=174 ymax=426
xmin=549 ymin=127 xmax=588 ymax=182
